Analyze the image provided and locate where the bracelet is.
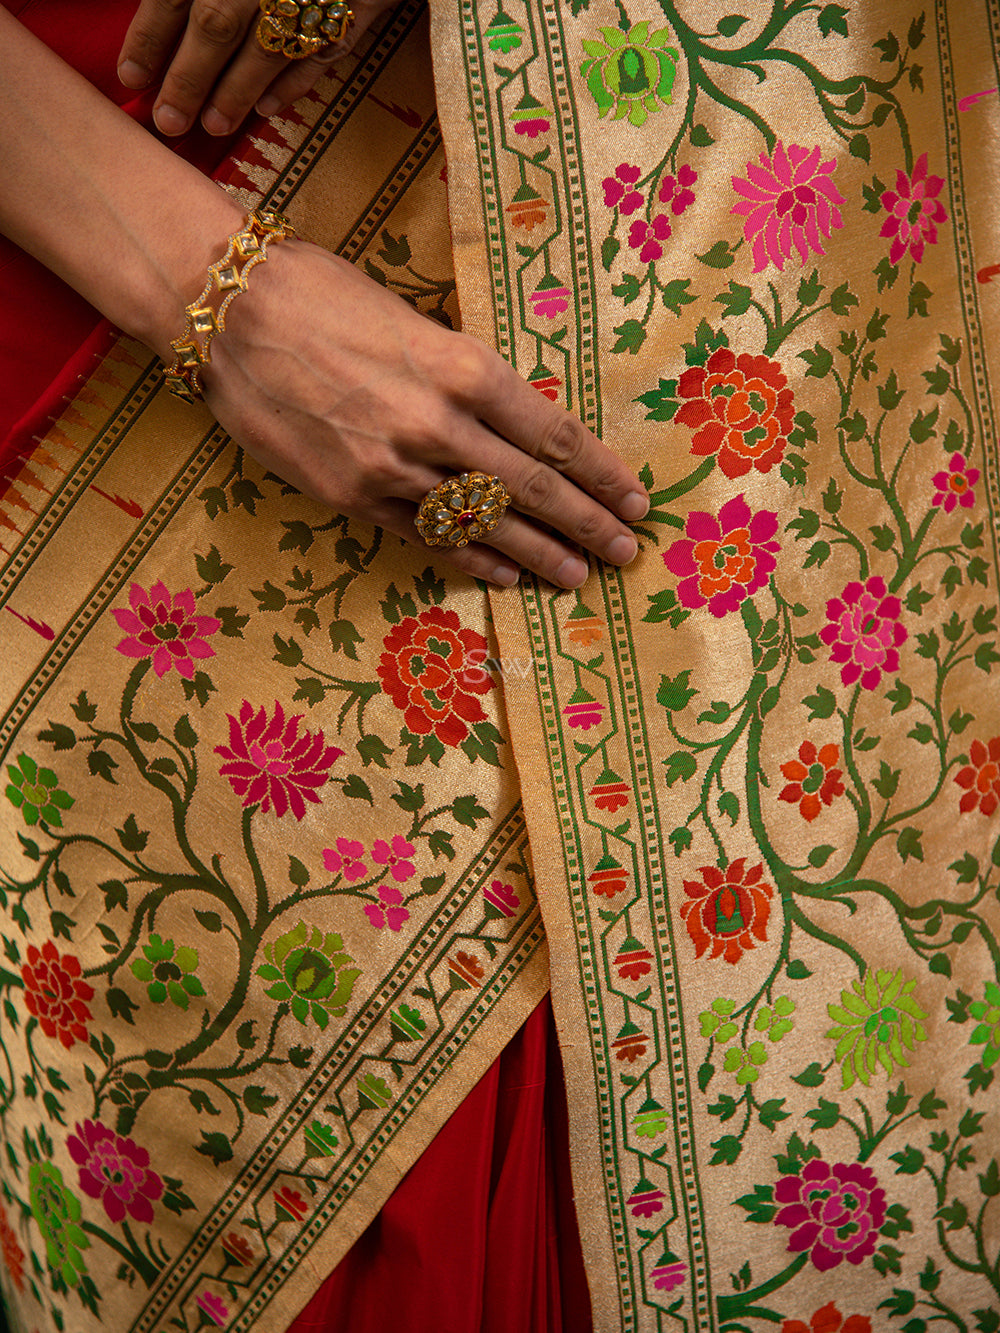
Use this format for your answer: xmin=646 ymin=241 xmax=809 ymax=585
xmin=163 ymin=208 xmax=296 ymax=402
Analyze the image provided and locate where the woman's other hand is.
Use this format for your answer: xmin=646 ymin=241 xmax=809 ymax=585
xmin=118 ymin=0 xmax=399 ymax=137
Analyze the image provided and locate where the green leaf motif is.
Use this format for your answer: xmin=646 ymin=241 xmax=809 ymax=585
xmin=818 ymin=3 xmax=849 ymax=37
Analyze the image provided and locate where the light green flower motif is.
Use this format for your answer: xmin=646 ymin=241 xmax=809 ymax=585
xmin=698 ymin=997 xmax=738 ymax=1043
xmin=130 ymin=934 xmax=206 ymax=1010
xmin=5 ymin=753 xmax=74 ymax=828
xmin=580 ymin=23 xmax=680 ymax=127
xmin=754 ymin=995 xmax=796 ymax=1042
xmin=484 ymin=5 xmax=523 ymax=54
xmin=723 ymin=1041 xmax=768 ymax=1085
xmin=257 ymin=921 xmax=360 ymax=1029
xmin=826 ymin=968 xmax=928 ymax=1089
xmin=632 ymin=1096 xmax=669 ymax=1139
xmin=29 ymin=1161 xmax=90 ymax=1287
xmin=969 ymin=981 xmax=1000 ymax=1068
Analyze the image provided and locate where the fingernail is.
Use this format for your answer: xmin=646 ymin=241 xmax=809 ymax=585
xmin=556 ymin=555 xmax=589 ymax=588
xmin=619 ymin=490 xmax=649 ymax=521
xmin=154 ymin=104 xmax=188 ymax=136
xmin=607 ymin=533 xmax=638 ymax=565
xmin=202 ymin=105 xmax=233 ymax=136
xmin=118 ymin=60 xmax=150 ymax=89
xmin=256 ymin=93 xmax=282 ymax=117
xmin=493 ymin=565 xmax=519 ymax=586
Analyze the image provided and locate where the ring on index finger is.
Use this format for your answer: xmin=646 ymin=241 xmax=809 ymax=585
xmin=255 ymin=0 xmax=354 ymax=59
xmin=416 ymin=473 xmax=512 ymax=549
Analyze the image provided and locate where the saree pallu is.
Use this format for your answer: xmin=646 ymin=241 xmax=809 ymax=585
xmin=2 ymin=2 xmax=1000 ymax=1331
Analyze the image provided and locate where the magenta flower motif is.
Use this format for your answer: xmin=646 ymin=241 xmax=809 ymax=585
xmin=215 ymin=701 xmax=343 ymax=820
xmin=66 ymin=1120 xmax=163 ymax=1225
xmin=731 ymin=142 xmax=845 ymax=273
xmin=195 ymin=1291 xmax=229 ymax=1327
xmin=113 ymin=581 xmax=220 ymax=680
xmin=364 ymin=884 xmax=410 ymax=932
xmin=628 ymin=215 xmax=672 ymax=262
xmin=323 ymin=838 xmax=368 ymax=882
xmin=628 ymin=1178 xmax=665 ymax=1218
xmin=510 ymin=91 xmax=551 ymax=139
xmin=482 ymin=879 xmax=520 ymax=918
xmin=659 ymin=163 xmax=697 ymax=215
xmin=602 ymin=162 xmax=643 ymax=214
xmin=650 ymin=1255 xmax=686 ymax=1292
xmin=663 ymin=494 xmax=780 ymax=618
xmin=530 ymin=275 xmax=571 ymax=319
xmin=562 ymin=699 xmax=605 ymax=730
xmin=774 ymin=1158 xmax=887 ymax=1272
xmin=819 ymin=576 xmax=907 ymax=691
xmin=880 ymin=153 xmax=947 ymax=266
xmin=371 ymin=835 xmax=416 ymax=883
xmin=932 ymin=452 xmax=979 ymax=512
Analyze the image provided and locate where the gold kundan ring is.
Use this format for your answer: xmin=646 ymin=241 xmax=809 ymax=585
xmin=416 ymin=473 xmax=512 ymax=548
xmin=255 ymin=0 xmax=355 ymax=60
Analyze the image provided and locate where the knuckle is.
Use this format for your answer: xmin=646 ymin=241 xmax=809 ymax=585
xmin=518 ymin=464 xmax=558 ymax=511
xmin=571 ymin=508 xmax=606 ymax=545
xmin=359 ymin=448 xmax=408 ymax=494
xmin=537 ymin=414 xmax=586 ymax=468
xmin=191 ymin=0 xmax=242 ymax=45
xmin=445 ymin=340 xmax=491 ymax=402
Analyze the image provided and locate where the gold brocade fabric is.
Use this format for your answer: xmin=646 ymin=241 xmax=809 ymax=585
xmin=3 ymin=2 xmax=1000 ymax=1331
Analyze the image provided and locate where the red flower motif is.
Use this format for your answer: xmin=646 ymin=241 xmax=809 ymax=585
xmin=221 ymin=1232 xmax=255 ymax=1266
xmin=589 ymin=859 xmax=629 ymax=897
xmin=651 ymin=1258 xmax=686 ymax=1291
xmin=448 ymin=950 xmax=484 ymax=989
xmin=615 ymin=936 xmax=652 ymax=981
xmin=273 ymin=1186 xmax=309 ymax=1222
xmin=663 ymin=494 xmax=780 ymax=618
xmin=731 ymin=142 xmax=844 ymax=272
xmin=658 ymin=163 xmax=697 ymax=215
xmin=774 ymin=1158 xmax=886 ymax=1271
xmin=0 ymin=1202 xmax=24 ymax=1291
xmin=21 ymin=940 xmax=94 ymax=1049
xmin=378 ymin=607 xmax=493 ymax=747
xmin=372 ymin=835 xmax=416 ymax=882
xmin=602 ymin=162 xmax=643 ymax=214
xmin=782 ymin=1302 xmax=872 ymax=1333
xmin=612 ymin=1022 xmax=648 ymax=1063
xmin=931 ymin=452 xmax=979 ymax=512
xmin=67 ymin=1120 xmax=163 ymax=1224
xmin=681 ymin=859 xmax=773 ymax=964
xmin=628 ymin=215 xmax=671 ymax=262
xmin=676 ymin=347 xmax=795 ymax=478
xmin=880 ymin=153 xmax=947 ymax=266
xmin=215 ymin=701 xmax=343 ymax=819
xmin=628 ymin=1178 xmax=665 ymax=1218
xmin=482 ymin=879 xmax=520 ymax=918
xmin=113 ymin=580 xmax=220 ymax=680
xmin=955 ymin=737 xmax=1000 ymax=816
xmin=820 ymin=576 xmax=907 ymax=691
xmin=589 ymin=779 xmax=630 ymax=812
xmin=779 ymin=741 xmax=844 ymax=822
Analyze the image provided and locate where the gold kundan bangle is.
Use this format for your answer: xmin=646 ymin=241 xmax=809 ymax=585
xmin=163 ymin=208 xmax=296 ymax=402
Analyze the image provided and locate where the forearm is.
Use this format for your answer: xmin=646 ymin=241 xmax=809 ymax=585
xmin=0 ymin=8 xmax=244 ymax=360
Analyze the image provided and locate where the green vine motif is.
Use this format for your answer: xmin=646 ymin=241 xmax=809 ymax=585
xmin=362 ymin=229 xmax=459 ymax=328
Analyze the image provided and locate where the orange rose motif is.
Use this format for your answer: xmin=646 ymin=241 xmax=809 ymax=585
xmin=0 ymin=1202 xmax=24 ymax=1291
xmin=955 ymin=737 xmax=1000 ymax=816
xmin=782 ymin=1301 xmax=871 ymax=1333
xmin=676 ymin=347 xmax=795 ymax=479
xmin=681 ymin=858 xmax=772 ymax=963
xmin=378 ymin=607 xmax=493 ymax=747
xmin=778 ymin=741 xmax=844 ymax=821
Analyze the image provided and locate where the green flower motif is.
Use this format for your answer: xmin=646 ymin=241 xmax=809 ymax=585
xmin=698 ymin=996 xmax=738 ymax=1043
xmin=826 ymin=968 xmax=928 ymax=1089
xmin=580 ymin=22 xmax=680 ymax=127
xmin=754 ymin=995 xmax=796 ymax=1042
xmin=29 ymin=1161 xmax=90 ymax=1287
xmin=257 ymin=921 xmax=360 ymax=1029
xmin=969 ymin=981 xmax=1000 ymax=1068
xmin=130 ymin=934 xmax=206 ymax=1010
xmin=632 ymin=1096 xmax=669 ymax=1139
xmin=723 ymin=1041 xmax=768 ymax=1085
xmin=484 ymin=5 xmax=523 ymax=53
xmin=5 ymin=753 xmax=74 ymax=828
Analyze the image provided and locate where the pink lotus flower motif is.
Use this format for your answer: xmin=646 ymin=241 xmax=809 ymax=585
xmin=663 ymin=494 xmax=781 ymax=618
xmin=323 ymin=838 xmax=367 ymax=881
xmin=651 ymin=1256 xmax=686 ymax=1292
xmin=113 ymin=581 xmax=220 ymax=679
xmin=215 ymin=701 xmax=343 ymax=820
xmin=530 ymin=274 xmax=571 ymax=319
xmin=931 ymin=452 xmax=979 ymax=512
xmin=628 ymin=215 xmax=671 ymax=262
xmin=732 ymin=142 xmax=845 ymax=273
xmin=819 ymin=576 xmax=907 ymax=691
xmin=364 ymin=884 xmax=411 ymax=932
xmin=659 ymin=163 xmax=697 ymax=215
xmin=880 ymin=153 xmax=947 ymax=266
xmin=774 ymin=1158 xmax=887 ymax=1271
xmin=602 ymin=162 xmax=643 ymax=214
xmin=510 ymin=91 xmax=551 ymax=138
xmin=195 ymin=1291 xmax=229 ymax=1327
xmin=66 ymin=1120 xmax=163 ymax=1225
xmin=628 ymin=1176 xmax=665 ymax=1218
xmin=562 ymin=686 xmax=605 ymax=730
xmin=371 ymin=835 xmax=416 ymax=883
xmin=482 ymin=879 xmax=520 ymax=917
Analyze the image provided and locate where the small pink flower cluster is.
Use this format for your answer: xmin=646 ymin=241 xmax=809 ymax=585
xmin=324 ymin=835 xmax=418 ymax=933
xmin=603 ymin=161 xmax=697 ymax=263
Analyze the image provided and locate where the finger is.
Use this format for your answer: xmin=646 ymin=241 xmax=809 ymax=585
xmin=151 ymin=0 xmax=254 ymax=136
xmin=355 ymin=498 xmax=522 ymax=588
xmin=118 ymin=0 xmax=192 ymax=89
xmin=254 ymin=44 xmax=350 ymax=118
xmin=200 ymin=36 xmax=305 ymax=134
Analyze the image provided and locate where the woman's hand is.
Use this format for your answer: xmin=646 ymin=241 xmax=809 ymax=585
xmin=118 ymin=0 xmax=399 ymax=137
xmin=205 ymin=241 xmax=648 ymax=589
